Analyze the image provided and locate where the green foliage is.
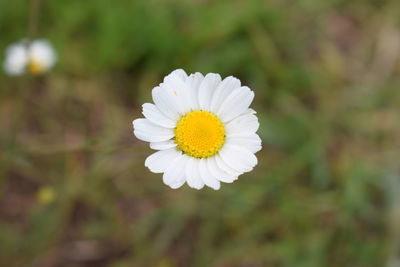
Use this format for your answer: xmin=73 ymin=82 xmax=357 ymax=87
xmin=1 ymin=0 xmax=400 ymax=266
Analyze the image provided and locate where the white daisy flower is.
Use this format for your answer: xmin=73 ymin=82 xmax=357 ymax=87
xmin=3 ymin=39 xmax=56 ymax=76
xmin=133 ymin=69 xmax=262 ymax=190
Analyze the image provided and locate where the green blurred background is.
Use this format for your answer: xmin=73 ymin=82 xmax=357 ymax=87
xmin=1 ymin=0 xmax=400 ymax=266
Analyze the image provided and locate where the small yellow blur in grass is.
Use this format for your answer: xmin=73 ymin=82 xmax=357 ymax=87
xmin=37 ymin=186 xmax=55 ymax=205
xmin=174 ymin=110 xmax=225 ymax=158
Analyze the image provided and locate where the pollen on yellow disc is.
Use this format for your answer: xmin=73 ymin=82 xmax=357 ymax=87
xmin=175 ymin=110 xmax=225 ymax=158
xmin=27 ymin=59 xmax=45 ymax=75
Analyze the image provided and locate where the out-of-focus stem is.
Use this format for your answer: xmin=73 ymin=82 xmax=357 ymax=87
xmin=387 ymin=174 xmax=400 ymax=267
xmin=27 ymin=0 xmax=41 ymax=43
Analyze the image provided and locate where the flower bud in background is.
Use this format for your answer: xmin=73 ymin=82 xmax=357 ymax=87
xmin=3 ymin=39 xmax=57 ymax=76
xmin=37 ymin=186 xmax=56 ymax=205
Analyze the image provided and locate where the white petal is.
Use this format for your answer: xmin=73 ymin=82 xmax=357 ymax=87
xmin=247 ymin=108 xmax=257 ymax=114
xmin=29 ymin=39 xmax=56 ymax=69
xmin=169 ymin=179 xmax=186 ymax=189
xmin=185 ymin=157 xmax=205 ymax=189
xmin=150 ymin=140 xmax=177 ymax=150
xmin=161 ymin=74 xmax=192 ymax=114
xmin=198 ymin=73 xmax=221 ymax=110
xmin=142 ymin=103 xmax=176 ymax=128
xmin=215 ymin=154 xmax=241 ymax=177
xmin=210 ymin=76 xmax=241 ymax=112
xmin=145 ymin=148 xmax=181 ymax=173
xmin=133 ymin=118 xmax=174 ymax=142
xmin=207 ymin=157 xmax=237 ymax=183
xmin=163 ymin=154 xmax=188 ymax=189
xmin=198 ymin=158 xmax=220 ymax=190
xmin=225 ymin=112 xmax=260 ymax=135
xmin=225 ymin=133 xmax=262 ymax=153
xmin=3 ymin=43 xmax=28 ymax=75
xmin=219 ymin=145 xmax=258 ymax=173
xmin=217 ymin=86 xmax=255 ymax=123
xmin=164 ymin=69 xmax=188 ymax=83
xmin=152 ymin=86 xmax=181 ymax=121
xmin=186 ymin=72 xmax=204 ymax=110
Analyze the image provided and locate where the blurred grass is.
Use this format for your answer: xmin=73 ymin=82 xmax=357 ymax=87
xmin=1 ymin=0 xmax=400 ymax=266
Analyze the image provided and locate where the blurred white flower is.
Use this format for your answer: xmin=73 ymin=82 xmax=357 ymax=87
xmin=133 ymin=69 xmax=261 ymax=190
xmin=3 ymin=39 xmax=57 ymax=76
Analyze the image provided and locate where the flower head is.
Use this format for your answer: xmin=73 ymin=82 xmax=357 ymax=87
xmin=133 ymin=69 xmax=261 ymax=190
xmin=3 ymin=39 xmax=56 ymax=76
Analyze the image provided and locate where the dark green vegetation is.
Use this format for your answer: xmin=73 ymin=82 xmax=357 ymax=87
xmin=1 ymin=0 xmax=400 ymax=266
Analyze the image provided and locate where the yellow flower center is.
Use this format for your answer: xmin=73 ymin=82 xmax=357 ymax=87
xmin=175 ymin=110 xmax=225 ymax=158
xmin=27 ymin=58 xmax=45 ymax=75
